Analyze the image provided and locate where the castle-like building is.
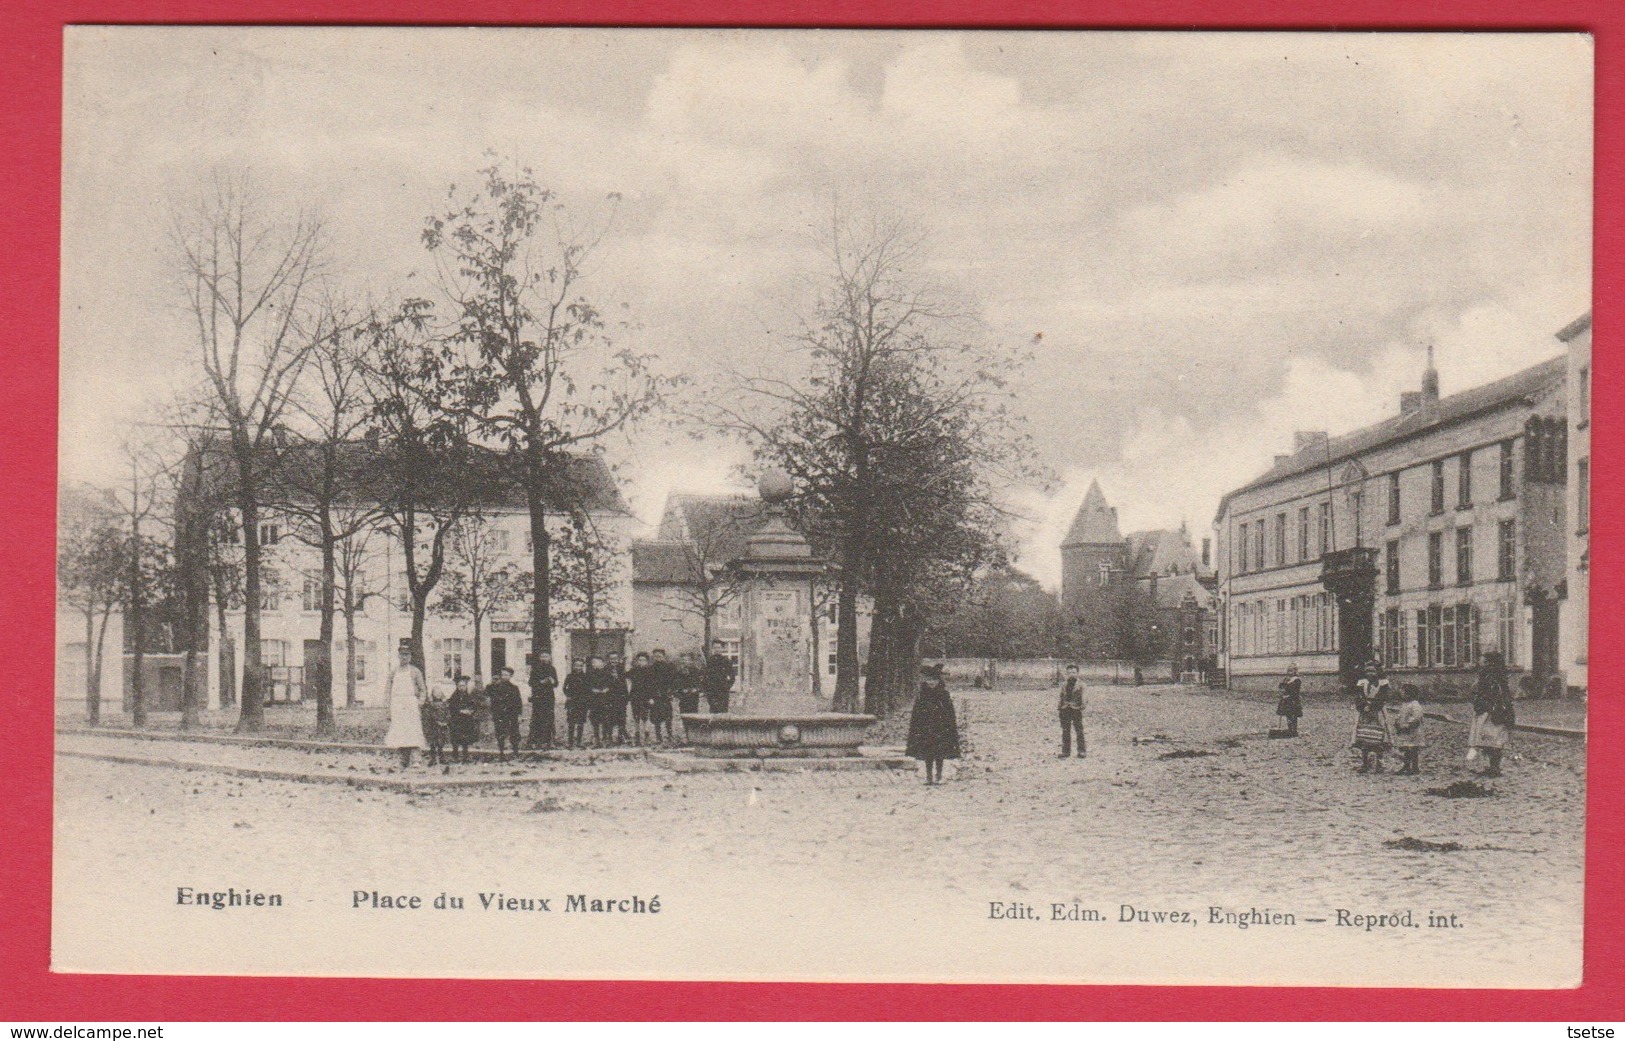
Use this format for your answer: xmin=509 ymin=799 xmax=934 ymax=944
xmin=1059 ymin=481 xmax=1218 ymax=673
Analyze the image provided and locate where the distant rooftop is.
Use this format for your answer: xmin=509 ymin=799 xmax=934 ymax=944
xmin=1215 ymin=354 xmax=1564 ymax=521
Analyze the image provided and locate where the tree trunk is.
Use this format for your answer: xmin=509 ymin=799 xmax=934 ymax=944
xmin=313 ymin=533 xmax=337 ymax=734
xmin=864 ymin=594 xmax=922 ymax=719
xmin=343 ymin=601 xmax=359 ymax=708
xmin=83 ymin=611 xmax=99 ymax=727
xmin=128 ymin=506 xmax=146 ymax=727
xmin=212 ymin=569 xmax=237 ymax=708
xmin=237 ymin=494 xmax=266 ymax=732
xmin=411 ymin=596 xmax=428 ymax=676
xmin=862 ymin=595 xmax=892 ymax=718
xmin=527 ymin=483 xmax=553 ymax=662
xmin=833 ymin=573 xmax=861 ymax=712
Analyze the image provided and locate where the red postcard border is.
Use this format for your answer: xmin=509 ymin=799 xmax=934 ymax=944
xmin=2 ymin=0 xmax=1618 ymax=1021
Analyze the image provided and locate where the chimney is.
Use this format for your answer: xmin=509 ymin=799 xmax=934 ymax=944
xmin=1294 ymin=430 xmax=1329 ymax=455
xmin=1400 ymin=391 xmax=1422 ymax=415
xmin=1201 ymin=537 xmax=1211 ymax=567
xmin=1421 ymin=344 xmax=1440 ymax=405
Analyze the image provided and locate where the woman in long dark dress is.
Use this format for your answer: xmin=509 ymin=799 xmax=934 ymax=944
xmin=907 ymin=663 xmax=961 ymax=785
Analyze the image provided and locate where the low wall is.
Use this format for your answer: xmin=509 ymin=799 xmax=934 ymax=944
xmin=940 ymin=658 xmax=1182 ymax=689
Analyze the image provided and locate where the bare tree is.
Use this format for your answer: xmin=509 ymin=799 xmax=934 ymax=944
xmin=434 ymin=512 xmax=528 ymax=682
xmin=422 ymin=158 xmax=674 ymax=666
xmin=720 ymin=210 xmax=1042 ymax=715
xmin=277 ymin=300 xmax=377 ymax=732
xmin=334 ymin=518 xmax=382 ymax=708
xmin=553 ymin=510 xmax=625 ymax=660
xmin=57 ymin=484 xmax=125 ymax=726
xmin=112 ymin=434 xmax=174 ymax=728
xmin=362 ymin=302 xmax=483 ymax=673
xmin=651 ymin=502 xmax=756 ymax=653
xmin=175 ymin=175 xmax=325 ymax=732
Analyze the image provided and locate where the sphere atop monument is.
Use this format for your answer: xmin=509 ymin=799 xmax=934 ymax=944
xmin=757 ymin=468 xmax=794 ymax=504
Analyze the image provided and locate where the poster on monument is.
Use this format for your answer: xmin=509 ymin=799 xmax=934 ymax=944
xmin=52 ymin=25 xmax=1592 ymax=989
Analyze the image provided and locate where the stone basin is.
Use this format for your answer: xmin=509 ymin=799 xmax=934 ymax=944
xmin=681 ymin=713 xmax=877 ymax=758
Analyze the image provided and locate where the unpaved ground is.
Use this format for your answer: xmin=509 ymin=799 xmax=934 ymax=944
xmin=53 ymin=683 xmax=1584 ymax=987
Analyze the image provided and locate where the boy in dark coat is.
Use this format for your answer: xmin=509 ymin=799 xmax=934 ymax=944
xmin=648 ymin=649 xmax=676 ymax=743
xmin=486 ymin=666 xmax=524 ymax=762
xmin=703 ymin=639 xmax=737 ymax=714
xmin=1057 ymin=663 xmax=1086 ymax=758
xmin=625 ymin=652 xmax=657 ymax=747
xmin=526 ymin=652 xmax=558 ymax=749
xmin=421 ymin=688 xmax=450 ymax=768
xmin=562 ymin=658 xmax=589 ymax=749
xmin=446 ymin=675 xmax=480 ymax=765
xmin=586 ymin=655 xmax=618 ymax=747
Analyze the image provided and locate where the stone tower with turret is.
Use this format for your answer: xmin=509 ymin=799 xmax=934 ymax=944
xmin=1060 ymin=480 xmax=1130 ymax=659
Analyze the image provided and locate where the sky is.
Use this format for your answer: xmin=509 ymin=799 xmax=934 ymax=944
xmin=59 ymin=28 xmax=1592 ymax=588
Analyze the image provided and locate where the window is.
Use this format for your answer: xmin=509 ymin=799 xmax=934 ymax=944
xmin=717 ymin=639 xmax=742 ymax=681
xmin=1384 ymin=606 xmax=1405 ymax=667
xmin=261 ymin=639 xmax=288 ymax=666
xmin=439 ymin=638 xmax=467 ymax=680
xmin=1455 ymin=527 xmax=1473 ymax=586
xmin=1442 ymin=604 xmax=1457 ymax=667
xmin=826 ymin=602 xmax=839 ymax=624
xmin=1274 ymin=513 xmax=1287 ymax=566
xmin=492 ymin=529 xmax=511 ymax=553
xmin=1427 ymin=532 xmax=1443 ymax=589
xmin=1455 ymin=604 xmax=1479 ymax=668
xmin=1497 ymin=520 xmax=1516 ymax=581
xmin=1237 ymin=523 xmax=1249 ymax=573
xmin=1298 ymin=506 xmax=1311 ymax=561
xmin=301 ymin=571 xmax=324 ymax=613
xmin=1496 ymin=598 xmax=1519 ymax=666
xmin=1415 ymin=608 xmax=1430 ymax=667
xmin=354 ymin=640 xmax=375 ymax=683
xmin=1318 ymin=502 xmax=1331 ymax=556
xmin=1255 ymin=524 xmax=1265 ymax=572
xmin=1579 ymin=365 xmax=1590 ymax=423
xmin=1430 ymin=460 xmax=1445 ymax=514
xmin=1350 ymin=491 xmax=1363 ymax=546
xmin=1387 ymin=472 xmax=1401 ymax=525
xmin=259 ymin=521 xmax=281 ymax=546
xmin=260 ymin=568 xmax=282 ymax=611
xmin=1426 ymin=605 xmax=1444 ymax=667
xmin=1385 ymin=540 xmax=1400 ymax=595
xmin=1098 ymin=561 xmax=1111 ymax=586
xmin=1499 ymin=440 xmax=1515 ymax=500
xmin=827 ymin=647 xmax=838 ymax=676
xmin=1578 ymin=458 xmax=1590 ymax=535
xmin=1457 ymin=450 xmax=1473 ymax=508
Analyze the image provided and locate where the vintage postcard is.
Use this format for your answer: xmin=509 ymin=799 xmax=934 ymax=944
xmin=53 ymin=26 xmax=1592 ymax=987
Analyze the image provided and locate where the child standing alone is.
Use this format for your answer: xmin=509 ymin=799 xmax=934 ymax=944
xmin=1057 ymin=663 xmax=1086 ymax=758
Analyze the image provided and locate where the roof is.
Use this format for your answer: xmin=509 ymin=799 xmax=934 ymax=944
xmin=631 ymin=541 xmax=701 ymax=585
xmin=636 ymin=493 xmax=769 ymax=584
xmin=1126 ymin=527 xmax=1212 ymax=580
xmin=192 ymin=438 xmax=628 ymax=515
xmin=1558 ymin=312 xmax=1592 ymax=343
xmin=1214 ymin=355 xmax=1565 ymax=521
xmin=1140 ymin=571 xmax=1211 ymax=610
xmin=1061 ymin=480 xmax=1123 ymax=547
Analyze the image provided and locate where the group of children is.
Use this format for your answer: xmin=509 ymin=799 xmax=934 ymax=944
xmin=560 ymin=651 xmax=686 ymax=749
xmin=1275 ymin=654 xmax=1518 ymax=777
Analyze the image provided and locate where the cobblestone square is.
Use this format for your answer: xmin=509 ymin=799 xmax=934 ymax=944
xmin=53 ymin=683 xmax=1584 ymax=986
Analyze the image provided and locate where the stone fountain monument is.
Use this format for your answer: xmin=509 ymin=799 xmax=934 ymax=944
xmin=680 ymin=470 xmax=877 ymax=759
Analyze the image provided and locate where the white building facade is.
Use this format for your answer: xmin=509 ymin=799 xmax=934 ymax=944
xmin=1561 ymin=313 xmax=1591 ymax=695
xmin=1214 ymin=348 xmax=1570 ymax=697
